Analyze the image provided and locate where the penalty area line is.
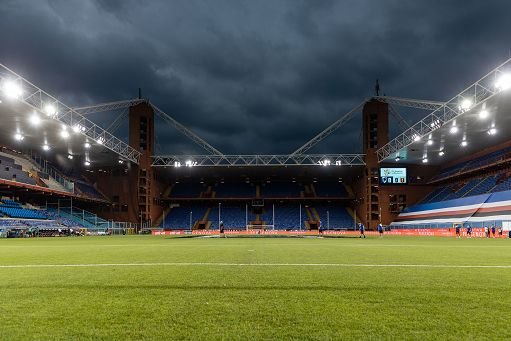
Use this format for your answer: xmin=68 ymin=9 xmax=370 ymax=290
xmin=0 ymin=262 xmax=511 ymax=269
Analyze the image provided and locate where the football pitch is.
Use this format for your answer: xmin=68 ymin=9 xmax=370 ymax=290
xmin=1 ymin=235 xmax=511 ymax=340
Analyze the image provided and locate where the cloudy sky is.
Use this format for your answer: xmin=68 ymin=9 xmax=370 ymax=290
xmin=1 ymin=0 xmax=510 ymax=155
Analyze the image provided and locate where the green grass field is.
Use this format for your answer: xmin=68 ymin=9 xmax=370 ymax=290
xmin=1 ymin=235 xmax=511 ymax=340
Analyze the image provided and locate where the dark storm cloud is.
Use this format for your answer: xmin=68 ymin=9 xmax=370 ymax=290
xmin=0 ymin=0 xmax=510 ymax=155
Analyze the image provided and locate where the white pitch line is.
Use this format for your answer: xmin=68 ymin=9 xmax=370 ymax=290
xmin=0 ymin=262 xmax=511 ymax=269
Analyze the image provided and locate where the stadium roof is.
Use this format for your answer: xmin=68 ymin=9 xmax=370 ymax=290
xmin=378 ymin=57 xmax=511 ymax=166
xmin=0 ymin=96 xmax=131 ymax=167
xmin=0 ymin=64 xmax=140 ymax=166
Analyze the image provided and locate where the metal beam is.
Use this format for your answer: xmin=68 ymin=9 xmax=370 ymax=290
xmin=151 ymin=104 xmax=224 ymax=156
xmin=0 ymin=64 xmax=141 ymax=164
xmin=376 ymin=57 xmax=511 ymax=162
xmin=152 ymin=154 xmax=365 ymax=167
xmin=72 ymin=98 xmax=146 ymax=115
xmin=290 ymin=100 xmax=367 ymax=156
xmin=372 ymin=96 xmax=445 ymax=110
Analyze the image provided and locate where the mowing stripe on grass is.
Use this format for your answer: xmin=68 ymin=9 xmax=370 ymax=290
xmin=1 ymin=262 xmax=511 ymax=269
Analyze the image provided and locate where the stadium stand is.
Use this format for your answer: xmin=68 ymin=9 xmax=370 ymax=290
xmin=314 ymin=205 xmax=355 ymax=229
xmin=260 ymin=205 xmax=308 ymax=229
xmin=260 ymin=181 xmax=303 ymax=198
xmin=162 ymin=205 xmax=208 ymax=229
xmin=169 ymin=182 xmax=206 ymax=198
xmin=312 ymin=182 xmax=349 ymax=197
xmin=213 ymin=182 xmax=255 ymax=198
xmin=209 ymin=204 xmax=249 ymax=229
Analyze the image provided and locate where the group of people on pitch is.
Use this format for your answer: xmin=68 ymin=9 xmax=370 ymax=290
xmin=357 ymin=222 xmax=384 ymax=238
xmin=454 ymin=224 xmax=502 ymax=238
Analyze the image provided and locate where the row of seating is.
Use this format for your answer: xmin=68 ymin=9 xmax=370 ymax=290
xmin=0 ymin=206 xmax=46 ymax=219
xmin=433 ymin=146 xmax=511 ymax=180
xmin=169 ymin=181 xmax=349 ymax=198
xmin=423 ymin=173 xmax=511 ymax=204
xmin=0 ymin=154 xmax=37 ymax=186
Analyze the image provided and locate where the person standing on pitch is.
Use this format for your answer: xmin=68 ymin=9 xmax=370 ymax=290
xmin=484 ymin=225 xmax=489 ymax=238
xmin=377 ymin=222 xmax=383 ymax=237
xmin=455 ymin=224 xmax=460 ymax=238
xmin=359 ymin=223 xmax=365 ymax=238
xmin=491 ymin=224 xmax=496 ymax=238
xmin=219 ymin=221 xmax=225 ymax=238
xmin=466 ymin=224 xmax=472 ymax=238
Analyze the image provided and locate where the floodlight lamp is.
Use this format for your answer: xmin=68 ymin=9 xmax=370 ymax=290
xmin=449 ymin=126 xmax=458 ymax=134
xmin=72 ymin=125 xmax=81 ymax=133
xmin=42 ymin=144 xmax=50 ymax=151
xmin=84 ymin=161 xmax=91 ymax=166
xmin=14 ymin=133 xmax=24 ymax=141
xmin=461 ymin=140 xmax=468 ymax=147
xmin=44 ymin=104 xmax=57 ymax=117
xmin=60 ymin=129 xmax=70 ymax=139
xmin=67 ymin=155 xmax=73 ymax=160
xmin=3 ymin=81 xmax=22 ymax=99
xmin=30 ymin=113 xmax=41 ymax=126
xmin=496 ymin=73 xmax=511 ymax=91
xmin=413 ymin=135 xmax=421 ymax=142
xmin=422 ymin=158 xmax=428 ymax=163
xmin=439 ymin=151 xmax=445 ymax=156
xmin=84 ymin=142 xmax=91 ymax=149
xmin=479 ymin=110 xmax=489 ymax=119
xmin=96 ymin=137 xmax=104 ymax=145
xmin=118 ymin=159 xmax=124 ymax=164
xmin=395 ymin=156 xmax=401 ymax=162
xmin=427 ymin=139 xmax=433 ymax=146
xmin=488 ymin=128 xmax=497 ymax=135
xmin=460 ymin=98 xmax=472 ymax=111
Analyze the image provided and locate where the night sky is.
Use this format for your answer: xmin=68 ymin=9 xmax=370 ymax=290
xmin=1 ymin=0 xmax=510 ymax=155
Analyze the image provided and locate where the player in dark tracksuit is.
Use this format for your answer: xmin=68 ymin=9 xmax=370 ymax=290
xmin=491 ymin=224 xmax=496 ymax=238
xmin=455 ymin=224 xmax=460 ymax=238
xmin=377 ymin=223 xmax=383 ymax=237
xmin=359 ymin=223 xmax=366 ymax=238
xmin=466 ymin=225 xmax=472 ymax=238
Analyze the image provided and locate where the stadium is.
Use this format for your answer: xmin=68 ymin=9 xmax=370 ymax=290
xmin=2 ymin=2 xmax=511 ymax=338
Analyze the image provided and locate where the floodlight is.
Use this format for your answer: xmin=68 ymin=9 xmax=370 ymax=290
xmin=488 ymin=128 xmax=497 ymax=135
xmin=14 ymin=133 xmax=24 ymax=141
xmin=395 ymin=156 xmax=401 ymax=162
xmin=30 ymin=113 xmax=41 ymax=126
xmin=413 ymin=135 xmax=421 ymax=142
xmin=461 ymin=140 xmax=468 ymax=147
xmin=44 ymin=104 xmax=57 ymax=117
xmin=422 ymin=158 xmax=428 ymax=163
xmin=84 ymin=142 xmax=91 ymax=149
xmin=60 ymin=129 xmax=70 ymax=139
xmin=496 ymin=73 xmax=511 ymax=91
xmin=439 ymin=151 xmax=445 ymax=156
xmin=479 ymin=110 xmax=488 ymax=119
xmin=449 ymin=126 xmax=458 ymax=134
xmin=174 ymin=161 xmax=181 ymax=168
xmin=3 ymin=81 xmax=22 ymax=99
xmin=427 ymin=139 xmax=433 ymax=146
xmin=460 ymin=98 xmax=472 ymax=111
xmin=72 ymin=125 xmax=80 ymax=133
xmin=118 ymin=160 xmax=124 ymax=164
xmin=68 ymin=154 xmax=74 ymax=160
xmin=84 ymin=161 xmax=90 ymax=166
xmin=42 ymin=144 xmax=50 ymax=151
xmin=97 ymin=137 xmax=104 ymax=145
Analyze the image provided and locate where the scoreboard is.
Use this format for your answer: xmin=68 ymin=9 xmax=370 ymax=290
xmin=379 ymin=168 xmax=407 ymax=185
